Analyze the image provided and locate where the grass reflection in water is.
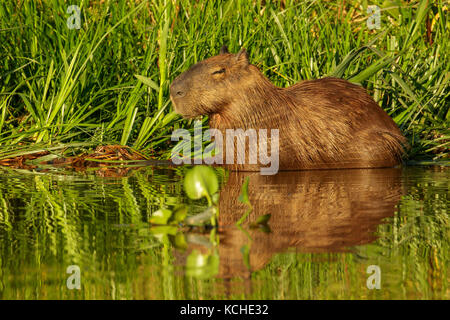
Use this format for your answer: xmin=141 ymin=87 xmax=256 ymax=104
xmin=0 ymin=166 xmax=448 ymax=299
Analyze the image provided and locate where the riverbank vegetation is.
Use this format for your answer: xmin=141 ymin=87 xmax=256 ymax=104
xmin=0 ymin=0 xmax=448 ymax=166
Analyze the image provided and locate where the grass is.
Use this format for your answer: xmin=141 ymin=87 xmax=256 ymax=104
xmin=0 ymin=0 xmax=448 ymax=162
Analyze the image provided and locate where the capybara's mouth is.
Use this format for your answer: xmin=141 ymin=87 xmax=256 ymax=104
xmin=178 ymin=114 xmax=198 ymax=119
xmin=170 ymin=98 xmax=204 ymax=120
xmin=171 ymin=103 xmax=201 ymax=120
xmin=169 ymin=97 xmax=185 ymax=117
xmin=183 ymin=114 xmax=203 ymax=120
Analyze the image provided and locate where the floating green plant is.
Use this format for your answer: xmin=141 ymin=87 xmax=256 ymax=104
xmin=148 ymin=166 xmax=219 ymax=226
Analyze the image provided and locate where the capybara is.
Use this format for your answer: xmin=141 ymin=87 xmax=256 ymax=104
xmin=170 ymin=46 xmax=407 ymax=171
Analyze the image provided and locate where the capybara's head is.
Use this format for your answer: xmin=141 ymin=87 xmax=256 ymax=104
xmin=170 ymin=46 xmax=254 ymax=118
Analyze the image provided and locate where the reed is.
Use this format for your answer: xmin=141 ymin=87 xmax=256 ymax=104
xmin=0 ymin=0 xmax=447 ymax=161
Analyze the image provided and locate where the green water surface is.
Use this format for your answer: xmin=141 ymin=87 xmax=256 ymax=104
xmin=0 ymin=166 xmax=448 ymax=299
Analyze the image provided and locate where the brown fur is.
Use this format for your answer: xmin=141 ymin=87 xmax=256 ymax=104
xmin=215 ymin=168 xmax=404 ymax=280
xmin=170 ymin=47 xmax=407 ymax=170
xmin=173 ymin=168 xmax=404 ymax=284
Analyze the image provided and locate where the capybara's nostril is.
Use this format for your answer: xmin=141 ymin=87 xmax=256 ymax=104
xmin=170 ymin=80 xmax=186 ymax=98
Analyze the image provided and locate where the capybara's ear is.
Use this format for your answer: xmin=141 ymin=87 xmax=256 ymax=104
xmin=220 ymin=45 xmax=229 ymax=54
xmin=235 ymin=48 xmax=249 ymax=66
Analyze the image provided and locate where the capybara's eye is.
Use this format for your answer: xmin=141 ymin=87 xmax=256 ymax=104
xmin=212 ymin=68 xmax=225 ymax=75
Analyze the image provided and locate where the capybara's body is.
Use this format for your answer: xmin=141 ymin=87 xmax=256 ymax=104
xmin=170 ymin=46 xmax=407 ymax=170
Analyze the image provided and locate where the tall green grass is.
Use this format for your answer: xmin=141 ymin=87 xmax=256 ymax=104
xmin=0 ymin=0 xmax=448 ymax=161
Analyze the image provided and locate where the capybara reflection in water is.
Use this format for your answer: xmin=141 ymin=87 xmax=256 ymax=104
xmin=173 ymin=168 xmax=404 ymax=286
xmin=215 ymin=169 xmax=404 ymax=280
xmin=170 ymin=46 xmax=407 ymax=171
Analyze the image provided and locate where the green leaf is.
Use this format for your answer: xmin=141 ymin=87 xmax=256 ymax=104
xmin=238 ymin=177 xmax=250 ymax=205
xmin=255 ymin=213 xmax=271 ymax=225
xmin=184 ymin=166 xmax=219 ymax=200
xmin=135 ymin=74 xmax=160 ymax=91
xmin=172 ymin=233 xmax=188 ymax=250
xmin=149 ymin=225 xmax=178 ymax=245
xmin=171 ymin=205 xmax=187 ymax=223
xmin=149 ymin=208 xmax=173 ymax=225
xmin=186 ymin=250 xmax=208 ymax=268
xmin=186 ymin=250 xmax=220 ymax=279
xmin=250 ymin=214 xmax=272 ymax=232
xmin=211 ymin=193 xmax=219 ymax=205
xmin=349 ymin=56 xmax=396 ymax=84
xmin=149 ymin=225 xmax=178 ymax=237
xmin=184 ymin=207 xmax=216 ymax=226
xmin=120 ymin=106 xmax=138 ymax=145
xmin=240 ymin=245 xmax=251 ymax=270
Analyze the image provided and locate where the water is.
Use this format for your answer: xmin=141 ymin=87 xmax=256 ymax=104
xmin=0 ymin=166 xmax=448 ymax=299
